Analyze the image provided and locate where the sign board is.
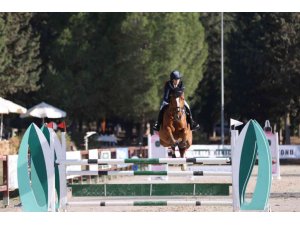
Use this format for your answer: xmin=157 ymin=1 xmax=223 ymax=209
xmin=116 ymin=147 xmax=128 ymax=168
xmin=188 ymin=145 xmax=231 ymax=158
xmin=66 ymin=151 xmax=81 ymax=179
xmin=148 ymin=134 xmax=168 ymax=179
xmin=88 ymin=149 xmax=99 ymax=171
xmin=278 ymin=145 xmax=300 ymax=159
xmin=100 ymin=150 xmax=111 ymax=170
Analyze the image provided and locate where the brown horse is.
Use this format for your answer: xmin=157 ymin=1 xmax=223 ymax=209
xmin=158 ymin=88 xmax=192 ymax=168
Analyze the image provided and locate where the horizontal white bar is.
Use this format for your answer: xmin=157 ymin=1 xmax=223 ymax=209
xmin=67 ymin=200 xmax=233 ymax=206
xmin=159 ymin=158 xmax=230 ymax=164
xmin=58 ymin=157 xmax=231 ymax=165
xmin=200 ymin=200 xmax=233 ymax=206
xmin=66 ymin=170 xmax=232 ymax=176
xmin=68 ymin=201 xmax=134 ymax=206
xmin=66 ymin=171 xmax=134 ymax=176
xmin=195 ymin=158 xmax=231 ymax=164
xmin=202 ymin=171 xmax=232 ymax=176
xmin=58 ymin=159 xmax=125 ymax=165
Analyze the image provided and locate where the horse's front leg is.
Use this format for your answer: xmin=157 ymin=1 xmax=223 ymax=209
xmin=177 ymin=129 xmax=188 ymax=170
xmin=178 ymin=129 xmax=188 ymax=151
xmin=166 ymin=126 xmax=178 ymax=146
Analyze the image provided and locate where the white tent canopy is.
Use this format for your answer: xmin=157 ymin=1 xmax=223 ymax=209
xmin=20 ymin=102 xmax=66 ymax=119
xmin=0 ymin=97 xmax=27 ymax=114
xmin=0 ymin=101 xmax=9 ymax=114
xmin=0 ymin=97 xmax=27 ymax=140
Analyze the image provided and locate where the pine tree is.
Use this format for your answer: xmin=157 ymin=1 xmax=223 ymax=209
xmin=109 ymin=13 xmax=208 ymax=123
xmin=227 ymin=13 xmax=300 ymax=125
xmin=0 ymin=13 xmax=41 ymax=96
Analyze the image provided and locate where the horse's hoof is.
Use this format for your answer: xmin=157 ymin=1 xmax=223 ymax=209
xmin=172 ymin=154 xmax=176 ymax=158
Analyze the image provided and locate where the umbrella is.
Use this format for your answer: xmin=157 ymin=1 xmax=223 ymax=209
xmin=0 ymin=97 xmax=27 ymax=140
xmin=20 ymin=102 xmax=67 ymax=123
xmin=0 ymin=101 xmax=9 ymax=114
xmin=0 ymin=97 xmax=27 ymax=114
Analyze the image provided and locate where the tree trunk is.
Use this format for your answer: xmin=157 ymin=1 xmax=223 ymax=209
xmin=78 ymin=118 xmax=83 ymax=132
xmin=124 ymin=122 xmax=133 ymax=146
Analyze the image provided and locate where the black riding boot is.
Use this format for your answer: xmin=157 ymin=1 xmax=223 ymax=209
xmin=185 ymin=106 xmax=200 ymax=131
xmin=153 ymin=108 xmax=164 ymax=131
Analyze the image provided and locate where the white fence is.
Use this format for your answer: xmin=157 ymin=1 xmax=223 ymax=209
xmin=188 ymin=144 xmax=300 ymax=159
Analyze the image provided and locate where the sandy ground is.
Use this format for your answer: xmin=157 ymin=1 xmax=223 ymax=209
xmin=1 ymin=164 xmax=299 ymax=212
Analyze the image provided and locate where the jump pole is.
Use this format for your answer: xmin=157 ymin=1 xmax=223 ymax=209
xmin=65 ymin=170 xmax=232 ymax=176
xmin=68 ymin=200 xmax=233 ymax=207
xmin=58 ymin=157 xmax=231 ymax=165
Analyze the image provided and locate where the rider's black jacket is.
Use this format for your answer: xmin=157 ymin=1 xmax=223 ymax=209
xmin=163 ymin=80 xmax=185 ymax=103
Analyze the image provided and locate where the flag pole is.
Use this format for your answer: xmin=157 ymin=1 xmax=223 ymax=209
xmin=221 ymin=12 xmax=225 ymax=146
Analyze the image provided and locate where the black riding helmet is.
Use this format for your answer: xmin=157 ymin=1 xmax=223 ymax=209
xmin=170 ymin=70 xmax=182 ymax=80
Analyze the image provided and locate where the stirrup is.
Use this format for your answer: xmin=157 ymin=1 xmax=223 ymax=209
xmin=191 ymin=122 xmax=200 ymax=131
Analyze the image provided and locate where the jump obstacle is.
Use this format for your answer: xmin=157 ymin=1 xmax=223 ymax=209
xmin=16 ymin=119 xmax=272 ymax=212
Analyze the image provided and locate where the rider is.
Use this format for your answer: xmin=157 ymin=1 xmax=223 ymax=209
xmin=153 ymin=70 xmax=200 ymax=131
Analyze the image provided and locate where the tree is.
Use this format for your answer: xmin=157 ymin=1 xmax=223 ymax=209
xmin=102 ymin=13 xmax=208 ymax=142
xmin=227 ymin=13 xmax=300 ymax=127
xmin=110 ymin=13 xmax=208 ymax=128
xmin=0 ymin=13 xmax=41 ymax=97
xmin=34 ymin=13 xmax=125 ymax=126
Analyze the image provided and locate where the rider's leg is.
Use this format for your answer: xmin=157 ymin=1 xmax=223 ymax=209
xmin=184 ymin=101 xmax=200 ymax=131
xmin=153 ymin=102 xmax=168 ymax=131
xmin=153 ymin=109 xmax=164 ymax=131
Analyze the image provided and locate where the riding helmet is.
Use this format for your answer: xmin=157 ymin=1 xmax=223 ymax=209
xmin=170 ymin=70 xmax=182 ymax=80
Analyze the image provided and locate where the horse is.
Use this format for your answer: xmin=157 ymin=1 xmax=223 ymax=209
xmin=158 ymin=88 xmax=192 ymax=170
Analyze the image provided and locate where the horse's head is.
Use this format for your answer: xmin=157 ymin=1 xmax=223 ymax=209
xmin=169 ymin=88 xmax=185 ymax=121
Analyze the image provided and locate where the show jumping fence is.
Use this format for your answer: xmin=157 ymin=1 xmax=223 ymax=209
xmin=16 ymin=120 xmax=272 ymax=212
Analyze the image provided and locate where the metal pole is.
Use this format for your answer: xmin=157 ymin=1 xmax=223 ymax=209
xmin=0 ymin=114 xmax=3 ymax=140
xmin=221 ymin=12 xmax=225 ymax=146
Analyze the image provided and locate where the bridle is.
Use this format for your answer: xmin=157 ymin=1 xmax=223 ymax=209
xmin=171 ymin=96 xmax=185 ymax=122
